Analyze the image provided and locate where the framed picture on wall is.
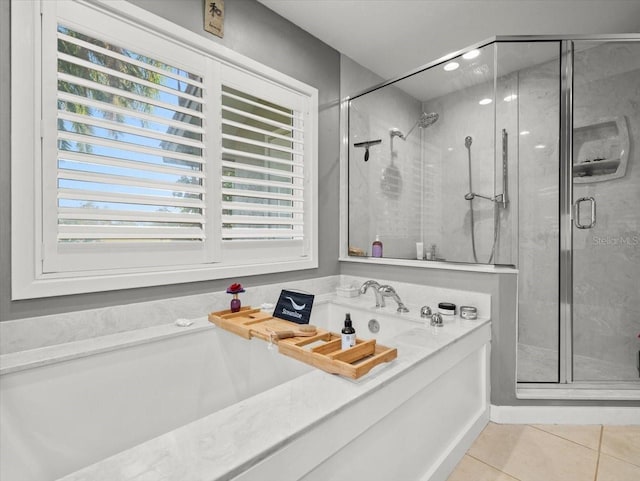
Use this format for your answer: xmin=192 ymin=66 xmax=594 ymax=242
xmin=204 ymin=0 xmax=224 ymax=38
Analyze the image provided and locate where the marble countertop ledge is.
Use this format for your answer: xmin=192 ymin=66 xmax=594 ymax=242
xmin=0 ymin=292 xmax=486 ymax=378
xmin=0 ymin=319 xmax=212 ymax=376
xmin=0 ymin=294 xmax=341 ymax=376
xmin=56 ymin=316 xmax=490 ymax=481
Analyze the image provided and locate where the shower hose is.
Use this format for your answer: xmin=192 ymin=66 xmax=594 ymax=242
xmin=466 ymin=142 xmax=499 ymax=264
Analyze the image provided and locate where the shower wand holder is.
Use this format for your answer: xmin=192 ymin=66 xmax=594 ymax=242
xmin=465 ymin=192 xmax=506 ymax=205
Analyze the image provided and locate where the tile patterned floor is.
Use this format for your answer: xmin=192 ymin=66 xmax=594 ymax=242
xmin=447 ymin=423 xmax=640 ymax=481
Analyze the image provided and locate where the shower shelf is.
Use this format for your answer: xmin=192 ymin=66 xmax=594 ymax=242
xmin=573 ymin=158 xmax=621 ymax=177
xmin=573 ymin=116 xmax=629 ymax=183
xmin=208 ymin=307 xmax=397 ymax=379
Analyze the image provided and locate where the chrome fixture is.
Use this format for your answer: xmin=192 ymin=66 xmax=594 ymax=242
xmin=465 ymin=135 xmax=473 ymax=149
xmin=464 ymin=132 xmax=509 ymax=206
xmin=501 ymin=128 xmax=509 ymax=209
xmin=464 ymin=191 xmax=496 ymax=202
xmin=464 ymin=131 xmax=509 ymax=263
xmin=420 ymin=306 xmax=432 ymax=318
xmin=368 ymin=318 xmax=380 ymax=334
xmin=390 ymin=128 xmax=405 ymax=139
xmin=392 ymin=112 xmax=439 ymax=141
xmin=383 ymin=112 xmax=439 ymax=199
xmin=430 ymin=313 xmax=443 ymax=327
xmin=574 ymin=196 xmax=596 ymax=229
xmin=354 ymin=139 xmax=382 ymax=162
xmin=359 ymin=280 xmax=383 ymax=307
xmin=377 ymin=285 xmax=410 ymax=313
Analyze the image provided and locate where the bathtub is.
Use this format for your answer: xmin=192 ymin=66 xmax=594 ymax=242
xmin=0 ymin=297 xmax=491 ymax=481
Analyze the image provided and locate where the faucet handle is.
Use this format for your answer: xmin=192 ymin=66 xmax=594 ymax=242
xmin=420 ymin=306 xmax=432 ymax=318
xmin=430 ymin=313 xmax=443 ymax=327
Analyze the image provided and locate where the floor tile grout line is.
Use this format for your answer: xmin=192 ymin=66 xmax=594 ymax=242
xmin=593 ymin=425 xmax=603 ymax=481
xmin=529 ymin=424 xmax=640 ymax=472
xmin=465 ymin=453 xmax=523 ymax=481
xmin=529 ymin=424 xmax=601 ymax=452
xmin=599 ymin=454 xmax=640 ymax=470
xmin=458 ymin=423 xmax=640 ymax=481
xmin=598 ymin=428 xmax=640 ymax=470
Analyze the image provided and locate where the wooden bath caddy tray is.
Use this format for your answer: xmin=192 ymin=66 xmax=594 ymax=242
xmin=208 ymin=307 xmax=397 ymax=379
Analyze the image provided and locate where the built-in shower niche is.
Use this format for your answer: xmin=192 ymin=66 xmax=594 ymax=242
xmin=573 ymin=116 xmax=629 ymax=183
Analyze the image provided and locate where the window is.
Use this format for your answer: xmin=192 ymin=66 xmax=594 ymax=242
xmin=11 ymin=0 xmax=318 ymax=299
xmin=217 ymin=65 xmax=312 ymax=266
xmin=45 ymin=20 xmax=211 ymax=273
xmin=221 ymin=84 xmax=303 ymax=243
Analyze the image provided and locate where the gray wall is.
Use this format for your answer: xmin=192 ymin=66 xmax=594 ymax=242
xmin=0 ymin=0 xmax=341 ymax=321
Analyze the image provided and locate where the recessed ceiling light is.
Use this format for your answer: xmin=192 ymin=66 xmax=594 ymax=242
xmin=447 ymin=147 xmax=454 ymax=151
xmin=479 ymin=98 xmax=492 ymax=105
xmin=462 ymin=49 xmax=480 ymax=60
xmin=504 ymin=94 xmax=518 ymax=102
xmin=535 ymin=144 xmax=546 ymax=149
xmin=472 ymin=65 xmax=489 ymax=76
xmin=444 ymin=62 xmax=459 ymax=71
xmin=520 ymin=130 xmax=530 ymax=136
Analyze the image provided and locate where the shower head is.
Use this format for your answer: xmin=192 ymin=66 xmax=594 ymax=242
xmin=418 ymin=112 xmax=439 ymax=129
xmin=465 ymin=136 xmax=473 ymax=149
xmin=402 ymin=112 xmax=439 ymax=140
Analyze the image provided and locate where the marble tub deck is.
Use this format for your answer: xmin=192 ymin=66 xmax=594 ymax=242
xmin=52 ymin=311 xmax=490 ymax=481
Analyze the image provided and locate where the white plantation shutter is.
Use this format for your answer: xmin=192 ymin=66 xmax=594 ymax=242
xmin=12 ymin=0 xmax=317 ymax=297
xmin=221 ymin=87 xmax=304 ymax=240
xmin=41 ymin=5 xmax=214 ymax=273
xmin=219 ymin=65 xmax=312 ymax=260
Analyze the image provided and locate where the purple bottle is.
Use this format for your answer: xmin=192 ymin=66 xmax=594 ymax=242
xmin=372 ymin=235 xmax=383 ymax=258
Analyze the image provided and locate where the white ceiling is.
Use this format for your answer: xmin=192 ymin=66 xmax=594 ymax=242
xmin=257 ymin=0 xmax=640 ymax=80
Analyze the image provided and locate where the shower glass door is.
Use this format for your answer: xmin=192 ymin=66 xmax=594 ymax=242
xmin=507 ymin=41 xmax=562 ymax=383
xmin=571 ymin=40 xmax=640 ymax=383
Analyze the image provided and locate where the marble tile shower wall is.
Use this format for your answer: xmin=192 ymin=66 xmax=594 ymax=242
xmin=422 ymin=81 xmax=499 ymax=264
xmin=571 ymin=44 xmax=640 ymax=378
xmin=349 ymin=84 xmax=422 ymax=258
xmin=515 ymin=42 xmax=640 ymax=380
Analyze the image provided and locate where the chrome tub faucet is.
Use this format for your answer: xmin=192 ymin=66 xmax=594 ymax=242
xmin=378 ymin=285 xmax=409 ymax=313
xmin=359 ymin=280 xmax=383 ymax=307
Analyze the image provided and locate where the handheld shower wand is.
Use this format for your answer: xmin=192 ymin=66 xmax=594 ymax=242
xmin=464 ymin=132 xmax=509 ymax=264
xmin=465 ymin=136 xmax=472 ymax=149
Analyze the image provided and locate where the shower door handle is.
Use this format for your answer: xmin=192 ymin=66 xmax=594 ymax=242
xmin=574 ymin=196 xmax=596 ymax=229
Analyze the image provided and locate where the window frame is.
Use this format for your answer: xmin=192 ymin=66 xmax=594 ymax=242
xmin=11 ymin=0 xmax=318 ymax=300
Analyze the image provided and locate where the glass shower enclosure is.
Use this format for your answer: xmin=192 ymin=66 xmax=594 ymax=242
xmin=345 ymin=35 xmax=640 ymax=397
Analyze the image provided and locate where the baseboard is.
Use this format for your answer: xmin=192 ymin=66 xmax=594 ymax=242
xmin=490 ymin=404 xmax=640 ymax=425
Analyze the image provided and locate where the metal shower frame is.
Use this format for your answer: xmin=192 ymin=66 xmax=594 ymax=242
xmin=339 ymin=33 xmax=640 ymax=400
